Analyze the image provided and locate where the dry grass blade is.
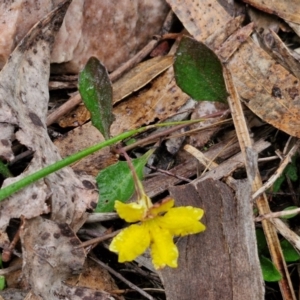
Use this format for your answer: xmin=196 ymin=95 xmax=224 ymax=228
xmin=223 ymin=66 xmax=296 ymax=300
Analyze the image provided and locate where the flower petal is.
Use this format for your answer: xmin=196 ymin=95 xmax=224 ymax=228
xmin=109 ymin=224 xmax=150 ymax=262
xmin=157 ymin=206 xmax=206 ymax=236
xmin=148 ymin=198 xmax=174 ymax=217
xmin=149 ymin=223 xmax=178 ymax=269
xmin=115 ymin=200 xmax=146 ymax=222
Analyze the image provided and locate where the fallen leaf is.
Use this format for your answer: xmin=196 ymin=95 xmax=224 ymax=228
xmin=79 ymin=57 xmax=114 ymax=140
xmin=227 ymin=38 xmax=300 ymax=137
xmin=167 ymin=0 xmax=300 ymax=137
xmin=21 ymin=217 xmax=114 ymax=299
xmin=0 ymin=0 xmax=169 ymax=73
xmin=174 ymin=36 xmax=228 ymax=102
xmin=0 ymin=1 xmax=97 ymax=248
xmin=112 ymin=55 xmax=174 ymax=104
xmin=242 ymin=0 xmax=300 ymax=24
xmin=165 ymin=0 xmax=231 ymax=41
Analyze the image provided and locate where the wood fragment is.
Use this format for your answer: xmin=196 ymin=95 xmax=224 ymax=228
xmin=224 ymin=66 xmax=296 ymax=300
xmin=159 ymin=179 xmax=264 ymax=300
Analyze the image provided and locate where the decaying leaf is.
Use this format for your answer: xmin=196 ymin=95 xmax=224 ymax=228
xmin=0 ymin=4 xmax=100 ymax=298
xmin=0 ymin=1 xmax=98 ymax=247
xmin=21 ymin=217 xmax=113 ymax=300
xmin=165 ymin=0 xmax=231 ymax=41
xmin=0 ymin=0 xmax=169 ymax=73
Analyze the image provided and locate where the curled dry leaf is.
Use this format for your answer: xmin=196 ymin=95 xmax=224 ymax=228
xmin=0 ymin=0 xmax=97 ymax=249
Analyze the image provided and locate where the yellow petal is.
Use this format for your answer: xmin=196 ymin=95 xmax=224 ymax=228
xmin=157 ymin=206 xmax=206 ymax=236
xmin=149 ymin=223 xmax=178 ymax=269
xmin=115 ymin=200 xmax=146 ymax=222
xmin=148 ymin=198 xmax=174 ymax=217
xmin=109 ymin=224 xmax=150 ymax=262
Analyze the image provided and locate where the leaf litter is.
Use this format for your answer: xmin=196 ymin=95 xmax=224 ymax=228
xmin=2 ymin=0 xmax=300 ymax=299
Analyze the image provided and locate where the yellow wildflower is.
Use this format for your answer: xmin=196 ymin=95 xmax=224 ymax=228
xmin=109 ymin=194 xmax=206 ymax=269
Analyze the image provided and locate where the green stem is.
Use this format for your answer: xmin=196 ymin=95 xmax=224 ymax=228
xmin=0 ymin=127 xmax=151 ymax=201
xmin=0 ymin=118 xmax=207 ymax=202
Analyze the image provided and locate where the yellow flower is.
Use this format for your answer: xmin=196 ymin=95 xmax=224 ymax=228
xmin=109 ymin=196 xmax=206 ymax=269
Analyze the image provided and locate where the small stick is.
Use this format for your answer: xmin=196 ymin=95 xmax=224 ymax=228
xmin=76 ymin=229 xmax=121 ymax=249
xmin=146 ymin=164 xmax=192 ymax=183
xmin=89 ymin=255 xmax=155 ymax=300
xmin=256 ymin=207 xmax=300 ymax=222
xmin=252 ymin=140 xmax=300 ymax=201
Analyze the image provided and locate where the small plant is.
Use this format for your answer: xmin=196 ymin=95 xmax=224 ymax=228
xmin=256 ymin=228 xmax=300 ymax=282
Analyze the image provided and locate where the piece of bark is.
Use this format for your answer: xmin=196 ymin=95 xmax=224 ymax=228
xmin=159 ymin=179 xmax=264 ymax=300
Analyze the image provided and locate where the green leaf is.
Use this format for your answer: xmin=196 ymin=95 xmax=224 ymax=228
xmin=0 ymin=160 xmax=12 ymax=178
xmin=256 ymin=228 xmax=268 ymax=254
xmin=285 ymin=159 xmax=298 ymax=182
xmin=272 ymin=175 xmax=285 ymax=193
xmin=281 ymin=239 xmax=300 ymax=262
xmin=260 ymin=255 xmax=282 ymax=282
xmin=79 ymin=57 xmax=114 ymax=140
xmin=95 ymin=150 xmax=153 ymax=212
xmin=174 ymin=36 xmax=227 ymax=103
xmin=280 ymin=206 xmax=298 ymax=219
xmin=0 ymin=276 xmax=5 ymax=290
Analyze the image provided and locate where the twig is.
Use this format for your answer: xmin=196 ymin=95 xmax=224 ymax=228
xmin=252 ymin=140 xmax=300 ymax=201
xmin=89 ymin=255 xmax=155 ymax=300
xmin=256 ymin=207 xmax=300 ymax=222
xmin=76 ymin=229 xmax=121 ymax=249
xmin=146 ymin=164 xmax=192 ymax=183
xmin=0 ymin=263 xmax=22 ymax=275
xmin=85 ymin=212 xmax=119 ymax=223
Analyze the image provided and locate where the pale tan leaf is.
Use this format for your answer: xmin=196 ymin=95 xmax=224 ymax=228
xmin=0 ymin=1 xmax=97 ymax=248
xmin=165 ymin=0 xmax=231 ymax=41
xmin=243 ymin=0 xmax=300 ymax=24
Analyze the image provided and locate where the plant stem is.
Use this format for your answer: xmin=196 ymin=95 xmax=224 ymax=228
xmin=0 ymin=127 xmax=150 ymax=202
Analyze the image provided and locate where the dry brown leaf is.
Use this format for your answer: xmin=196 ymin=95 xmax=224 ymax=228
xmin=165 ymin=0 xmax=231 ymax=41
xmin=112 ymin=55 xmax=174 ymax=104
xmin=58 ymin=103 xmax=91 ymax=127
xmin=242 ymin=0 xmax=300 ymax=24
xmin=226 ymin=38 xmax=300 ymax=137
xmin=66 ymin=258 xmax=122 ymax=297
xmin=0 ymin=0 xmax=169 ymax=73
xmin=21 ymin=217 xmax=114 ymax=300
xmin=0 ymin=1 xmax=97 ymax=249
xmin=261 ymin=29 xmax=300 ymax=80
